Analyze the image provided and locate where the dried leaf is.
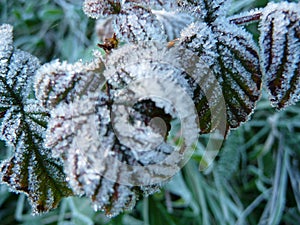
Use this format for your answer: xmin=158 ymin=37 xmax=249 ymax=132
xmin=259 ymin=2 xmax=300 ymax=109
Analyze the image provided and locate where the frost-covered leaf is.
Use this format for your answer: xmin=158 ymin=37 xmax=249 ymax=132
xmin=45 ymin=43 xmax=200 ymax=216
xmin=83 ymin=0 xmax=121 ymax=18
xmin=114 ymin=4 xmax=166 ymax=42
xmin=0 ymin=24 xmax=38 ymax=115
xmin=259 ymin=2 xmax=300 ymax=109
xmin=154 ymin=10 xmax=194 ymax=41
xmin=96 ymin=10 xmax=193 ymax=43
xmin=1 ymin=101 xmax=72 ymax=214
xmin=35 ymin=57 xmax=105 ymax=108
xmin=178 ymin=0 xmax=229 ymax=22
xmin=0 ymin=24 xmax=72 ymax=214
xmin=180 ymin=20 xmax=262 ymax=131
xmin=46 ymin=93 xmax=160 ymax=217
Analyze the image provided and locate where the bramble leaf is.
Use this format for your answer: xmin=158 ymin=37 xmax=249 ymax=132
xmin=154 ymin=10 xmax=194 ymax=41
xmin=178 ymin=0 xmax=229 ymax=23
xmin=180 ymin=20 xmax=262 ymax=132
xmin=114 ymin=4 xmax=166 ymax=42
xmin=0 ymin=24 xmax=72 ymax=214
xmin=45 ymin=93 xmax=155 ymax=217
xmin=43 ymin=42 xmax=200 ymax=216
xmin=259 ymin=2 xmax=300 ymax=109
xmin=34 ymin=57 xmax=105 ymax=109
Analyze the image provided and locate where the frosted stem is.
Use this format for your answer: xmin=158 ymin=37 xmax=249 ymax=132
xmin=229 ymin=11 xmax=263 ymax=25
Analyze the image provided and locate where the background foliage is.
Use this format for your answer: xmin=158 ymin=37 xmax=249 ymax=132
xmin=0 ymin=0 xmax=300 ymax=224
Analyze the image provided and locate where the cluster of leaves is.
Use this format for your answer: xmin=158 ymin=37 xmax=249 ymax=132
xmin=1 ymin=94 xmax=300 ymax=225
xmin=0 ymin=0 xmax=299 ymax=222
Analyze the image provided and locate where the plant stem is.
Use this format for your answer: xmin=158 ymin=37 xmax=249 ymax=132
xmin=229 ymin=11 xmax=263 ymax=25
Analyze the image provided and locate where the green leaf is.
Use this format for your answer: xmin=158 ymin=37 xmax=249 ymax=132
xmin=0 ymin=24 xmax=72 ymax=214
xmin=259 ymin=2 xmax=300 ymax=109
xmin=180 ymin=20 xmax=262 ymax=132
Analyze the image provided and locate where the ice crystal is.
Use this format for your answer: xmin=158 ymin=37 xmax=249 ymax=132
xmin=0 ymin=24 xmax=72 ymax=214
xmin=114 ymin=4 xmax=166 ymax=42
xmin=83 ymin=0 xmax=121 ymax=18
xmin=229 ymin=8 xmax=263 ymax=25
xmin=259 ymin=2 xmax=300 ymax=109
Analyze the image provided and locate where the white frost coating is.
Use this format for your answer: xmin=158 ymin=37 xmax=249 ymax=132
xmin=0 ymin=24 xmax=14 ymax=76
xmin=45 ymin=41 xmax=203 ymax=216
xmin=259 ymin=2 xmax=300 ymax=109
xmin=6 ymin=49 xmax=39 ymax=100
xmin=46 ymin=93 xmax=146 ymax=216
xmin=0 ymin=24 xmax=71 ymax=214
xmin=35 ymin=58 xmax=105 ymax=108
xmin=0 ymin=107 xmax=22 ymax=145
xmin=0 ymin=25 xmax=40 ymax=106
xmin=180 ymin=18 xmax=261 ymax=129
xmin=154 ymin=10 xmax=194 ymax=41
xmin=83 ymin=0 xmax=121 ymax=18
xmin=125 ymin=0 xmax=178 ymax=11
xmin=178 ymin=0 xmax=229 ymax=21
xmin=180 ymin=21 xmax=218 ymax=67
xmin=114 ymin=4 xmax=166 ymax=42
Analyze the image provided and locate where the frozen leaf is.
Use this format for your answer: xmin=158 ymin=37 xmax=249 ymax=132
xmin=114 ymin=4 xmax=166 ymax=42
xmin=178 ymin=0 xmax=229 ymax=22
xmin=83 ymin=0 xmax=121 ymax=18
xmin=154 ymin=10 xmax=194 ymax=41
xmin=35 ymin=57 xmax=105 ymax=108
xmin=180 ymin=20 xmax=262 ymax=131
xmin=0 ymin=101 xmax=72 ymax=214
xmin=46 ymin=43 xmax=200 ymax=216
xmin=46 ymin=93 xmax=159 ymax=217
xmin=0 ymin=24 xmax=72 ymax=214
xmin=259 ymin=2 xmax=300 ymax=109
xmin=0 ymin=24 xmax=38 ymax=114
